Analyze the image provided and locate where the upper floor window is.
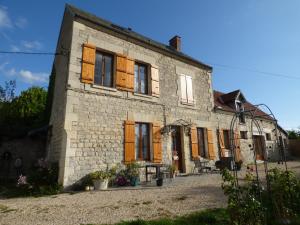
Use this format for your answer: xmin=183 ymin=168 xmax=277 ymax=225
xmin=135 ymin=123 xmax=150 ymax=160
xmin=180 ymin=75 xmax=194 ymax=104
xmin=94 ymin=51 xmax=114 ymax=87
xmin=239 ymin=113 xmax=246 ymax=124
xmin=266 ymin=133 xmax=271 ymax=141
xmin=240 ymin=131 xmax=248 ymax=139
xmin=236 ymin=101 xmax=245 ymax=123
xmin=134 ymin=63 xmax=148 ymax=94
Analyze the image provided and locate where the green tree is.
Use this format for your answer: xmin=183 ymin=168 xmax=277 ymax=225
xmin=0 ymin=85 xmax=48 ymax=130
xmin=287 ymin=129 xmax=300 ymax=139
xmin=11 ymin=87 xmax=47 ymax=126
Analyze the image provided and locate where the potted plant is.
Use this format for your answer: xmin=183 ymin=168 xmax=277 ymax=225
xmin=89 ymin=170 xmax=110 ymax=190
xmin=156 ymin=172 xmax=163 ymax=186
xmin=126 ymin=162 xmax=140 ymax=186
xmin=168 ymin=164 xmax=176 ymax=179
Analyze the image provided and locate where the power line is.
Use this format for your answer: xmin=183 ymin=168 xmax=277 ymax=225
xmin=209 ymin=62 xmax=300 ymax=80
xmin=0 ymin=50 xmax=299 ymax=80
xmin=0 ymin=50 xmax=66 ymax=56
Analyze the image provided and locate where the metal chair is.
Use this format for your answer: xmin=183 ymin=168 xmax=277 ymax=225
xmin=193 ymin=158 xmax=211 ymax=174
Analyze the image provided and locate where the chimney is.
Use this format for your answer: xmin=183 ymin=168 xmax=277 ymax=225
xmin=169 ymin=35 xmax=181 ymax=51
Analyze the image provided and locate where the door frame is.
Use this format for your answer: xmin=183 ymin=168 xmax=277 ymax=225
xmin=171 ymin=125 xmax=185 ymax=173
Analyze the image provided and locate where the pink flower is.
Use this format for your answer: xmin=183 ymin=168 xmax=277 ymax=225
xmin=17 ymin=175 xmax=27 ymax=186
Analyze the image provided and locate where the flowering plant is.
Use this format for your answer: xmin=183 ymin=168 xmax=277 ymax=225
xmin=115 ymin=175 xmax=128 ymax=186
xmin=17 ymin=175 xmax=28 ymax=187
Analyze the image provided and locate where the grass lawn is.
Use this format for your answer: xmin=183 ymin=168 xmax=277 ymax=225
xmin=102 ymin=208 xmax=229 ymax=225
xmin=96 ymin=208 xmax=300 ymax=225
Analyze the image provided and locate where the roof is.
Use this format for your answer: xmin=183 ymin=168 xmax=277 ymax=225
xmin=213 ymin=90 xmax=273 ymax=120
xmin=219 ymin=90 xmax=241 ymax=103
xmin=65 ymin=4 xmax=212 ymax=70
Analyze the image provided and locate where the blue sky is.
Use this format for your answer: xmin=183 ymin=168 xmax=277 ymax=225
xmin=0 ymin=0 xmax=299 ymax=129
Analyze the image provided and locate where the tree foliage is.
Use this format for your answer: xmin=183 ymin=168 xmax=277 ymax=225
xmin=287 ymin=129 xmax=300 ymax=140
xmin=0 ymin=80 xmax=16 ymax=102
xmin=0 ymin=81 xmax=48 ymax=132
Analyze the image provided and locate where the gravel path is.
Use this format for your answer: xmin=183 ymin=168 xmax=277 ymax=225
xmin=0 ymin=161 xmax=299 ymax=225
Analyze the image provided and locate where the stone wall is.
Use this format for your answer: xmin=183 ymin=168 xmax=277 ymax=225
xmin=46 ymin=10 xmax=74 ymax=183
xmin=0 ymin=136 xmax=46 ymax=181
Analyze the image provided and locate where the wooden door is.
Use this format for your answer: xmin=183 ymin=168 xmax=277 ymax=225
xmin=171 ymin=126 xmax=183 ymax=172
xmin=253 ymin=135 xmax=265 ymax=160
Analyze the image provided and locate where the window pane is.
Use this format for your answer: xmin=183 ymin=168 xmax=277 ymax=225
xmin=197 ymin=128 xmax=206 ymax=158
xmin=140 ymin=66 xmax=146 ymax=94
xmin=223 ymin=130 xmax=230 ymax=149
xmin=135 ymin=124 xmax=140 ymax=160
xmin=94 ymin=53 xmax=103 ymax=85
xmin=141 ymin=124 xmax=149 ymax=160
xmin=134 ymin=64 xmax=139 ymax=92
xmin=103 ymin=55 xmax=112 ymax=87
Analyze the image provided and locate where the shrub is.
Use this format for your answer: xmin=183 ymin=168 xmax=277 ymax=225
xmin=13 ymin=159 xmax=62 ymax=197
xmin=221 ymin=168 xmax=266 ymax=225
xmin=267 ymin=168 xmax=300 ymax=220
xmin=221 ymin=168 xmax=300 ymax=225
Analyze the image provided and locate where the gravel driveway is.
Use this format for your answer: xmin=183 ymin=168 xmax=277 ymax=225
xmin=0 ymin=161 xmax=299 ymax=225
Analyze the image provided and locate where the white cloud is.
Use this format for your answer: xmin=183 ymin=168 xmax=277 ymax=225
xmin=10 ymin=45 xmax=20 ymax=52
xmin=0 ymin=6 xmax=12 ymax=29
xmin=21 ymin=40 xmax=42 ymax=50
xmin=15 ymin=17 xmax=28 ymax=29
xmin=19 ymin=70 xmax=48 ymax=84
xmin=0 ymin=62 xmax=48 ymax=84
xmin=10 ymin=40 xmax=43 ymax=52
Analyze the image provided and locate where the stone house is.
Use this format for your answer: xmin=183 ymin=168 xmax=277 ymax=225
xmin=47 ymin=4 xmax=288 ymax=187
xmin=213 ymin=90 xmax=288 ymax=164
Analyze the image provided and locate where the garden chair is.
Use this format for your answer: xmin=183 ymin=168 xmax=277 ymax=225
xmin=193 ymin=158 xmax=211 ymax=174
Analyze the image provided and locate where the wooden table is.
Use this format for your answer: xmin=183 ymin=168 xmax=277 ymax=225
xmin=145 ymin=163 xmax=165 ymax=182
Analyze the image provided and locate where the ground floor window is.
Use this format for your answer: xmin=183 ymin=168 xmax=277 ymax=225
xmin=197 ymin=128 xmax=208 ymax=158
xmin=135 ymin=123 xmax=150 ymax=160
xmin=223 ymin=130 xmax=230 ymax=149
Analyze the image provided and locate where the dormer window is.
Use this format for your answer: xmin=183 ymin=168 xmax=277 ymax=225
xmin=236 ymin=101 xmax=243 ymax=112
xmin=236 ymin=100 xmax=245 ymax=123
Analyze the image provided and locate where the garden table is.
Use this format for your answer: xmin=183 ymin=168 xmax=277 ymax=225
xmin=145 ymin=163 xmax=166 ymax=182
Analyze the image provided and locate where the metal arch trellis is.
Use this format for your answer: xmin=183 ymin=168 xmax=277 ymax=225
xmin=228 ymin=103 xmax=288 ymax=224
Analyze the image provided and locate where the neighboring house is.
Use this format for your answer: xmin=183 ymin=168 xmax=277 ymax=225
xmin=213 ymin=90 xmax=288 ymax=163
xmin=47 ymin=4 xmax=288 ymax=187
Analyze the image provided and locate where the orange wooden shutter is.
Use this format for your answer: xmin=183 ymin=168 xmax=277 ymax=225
xmin=218 ymin=129 xmax=226 ymax=157
xmin=116 ymin=54 xmax=134 ymax=91
xmin=207 ymin=129 xmax=216 ymax=160
xmin=126 ymin=58 xmax=134 ymax=91
xmin=81 ymin=43 xmax=96 ymax=84
xmin=190 ymin=126 xmax=199 ymax=160
xmin=151 ymin=66 xmax=160 ymax=97
xmin=152 ymin=123 xmax=162 ymax=163
xmin=116 ymin=54 xmax=127 ymax=89
xmin=124 ymin=120 xmax=135 ymax=163
xmin=234 ymin=131 xmax=242 ymax=162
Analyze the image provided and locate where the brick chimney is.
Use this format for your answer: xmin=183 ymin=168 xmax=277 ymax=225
xmin=169 ymin=35 xmax=181 ymax=51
